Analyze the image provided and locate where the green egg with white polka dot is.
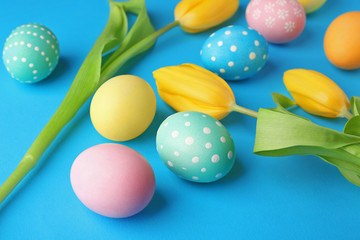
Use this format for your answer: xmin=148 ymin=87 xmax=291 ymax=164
xmin=156 ymin=111 xmax=236 ymax=183
xmin=2 ymin=23 xmax=59 ymax=83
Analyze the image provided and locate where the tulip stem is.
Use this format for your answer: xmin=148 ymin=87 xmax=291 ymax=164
xmin=343 ymin=110 xmax=354 ymax=120
xmin=231 ymin=104 xmax=258 ymax=118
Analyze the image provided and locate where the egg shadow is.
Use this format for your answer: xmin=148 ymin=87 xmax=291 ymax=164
xmin=129 ymin=190 xmax=167 ymax=220
xmin=37 ymin=56 xmax=71 ymax=85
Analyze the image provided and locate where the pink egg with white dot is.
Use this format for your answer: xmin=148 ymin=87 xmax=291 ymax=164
xmin=70 ymin=143 xmax=155 ymax=218
xmin=246 ymin=0 xmax=306 ymax=44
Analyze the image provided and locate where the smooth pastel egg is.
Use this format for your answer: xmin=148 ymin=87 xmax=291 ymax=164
xmin=324 ymin=11 xmax=360 ymax=70
xmin=297 ymin=0 xmax=327 ymax=14
xmin=2 ymin=23 xmax=59 ymax=83
xmin=90 ymin=75 xmax=156 ymax=141
xmin=70 ymin=143 xmax=156 ymax=218
xmin=201 ymin=25 xmax=268 ymax=80
xmin=156 ymin=111 xmax=235 ymax=183
xmin=246 ymin=0 xmax=306 ymax=44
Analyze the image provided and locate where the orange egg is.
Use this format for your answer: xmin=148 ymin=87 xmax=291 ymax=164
xmin=324 ymin=11 xmax=360 ymax=70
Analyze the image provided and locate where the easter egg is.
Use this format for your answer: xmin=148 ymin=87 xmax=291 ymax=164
xmin=2 ymin=23 xmax=60 ymax=83
xmin=200 ymin=25 xmax=268 ymax=80
xmin=324 ymin=11 xmax=360 ymax=70
xmin=70 ymin=143 xmax=156 ymax=218
xmin=90 ymin=75 xmax=156 ymax=141
xmin=156 ymin=111 xmax=235 ymax=183
xmin=245 ymin=0 xmax=306 ymax=44
xmin=297 ymin=0 xmax=326 ymax=14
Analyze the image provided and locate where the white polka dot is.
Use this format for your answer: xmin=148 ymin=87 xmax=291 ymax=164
xmin=249 ymin=52 xmax=256 ymax=60
xmin=164 ymin=122 xmax=168 ymax=127
xmin=200 ymin=50 xmax=202 ymax=55
xmin=21 ymin=58 xmax=26 ymax=62
xmin=33 ymin=25 xmax=38 ymax=28
xmin=185 ymin=137 xmax=194 ymax=145
xmin=228 ymin=151 xmax=233 ymax=159
xmin=160 ymin=145 xmax=163 ymax=149
xmin=32 ymin=70 xmax=38 ymax=74
xmin=14 ymin=42 xmax=18 ymax=46
xmin=203 ymin=127 xmax=211 ymax=134
xmin=6 ymin=59 xmax=9 ymax=64
xmin=45 ymin=57 xmax=49 ymax=62
xmin=254 ymin=40 xmax=260 ymax=46
xmin=201 ymin=168 xmax=207 ymax=173
xmin=221 ymin=136 xmax=226 ymax=143
xmin=6 ymin=67 xmax=10 ymax=71
xmin=41 ymin=51 xmax=45 ymax=56
xmin=263 ymin=54 xmax=267 ymax=60
xmin=230 ymin=45 xmax=237 ymax=52
xmin=207 ymin=43 xmax=211 ymax=48
xmin=217 ymin=41 xmax=223 ymax=46
xmin=235 ymin=76 xmax=241 ymax=79
xmin=192 ymin=156 xmax=199 ymax=163
xmin=182 ymin=167 xmax=187 ymax=170
xmin=242 ymin=31 xmax=248 ymax=35
xmin=211 ymin=56 xmax=216 ymax=61
xmin=20 ymin=41 xmax=24 ymax=45
xmin=192 ymin=176 xmax=199 ymax=180
xmin=47 ymin=30 xmax=51 ymax=35
xmin=171 ymin=130 xmax=179 ymax=138
xmin=26 ymin=31 xmax=31 ymax=34
xmin=215 ymin=173 xmax=223 ymax=178
xmin=257 ymin=67 xmax=262 ymax=71
xmin=216 ymin=121 xmax=222 ymax=127
xmin=168 ymin=161 xmax=174 ymax=167
xmin=211 ymin=154 xmax=220 ymax=163
xmin=27 ymin=24 xmax=31 ymax=27
xmin=40 ymin=35 xmax=44 ymax=39
xmin=27 ymin=43 xmax=32 ymax=48
xmin=20 ymin=31 xmax=24 ymax=34
xmin=12 ymin=56 xmax=17 ymax=61
xmin=220 ymin=68 xmax=225 ymax=73
xmin=205 ymin=143 xmax=212 ymax=149
xmin=29 ymin=63 xmax=34 ymax=68
xmin=14 ymin=32 xmax=18 ymax=36
xmin=225 ymin=30 xmax=231 ymax=35
xmin=34 ymin=46 xmax=39 ymax=51
xmin=48 ymin=62 xmax=52 ymax=66
xmin=210 ymin=33 xmax=215 ymax=37
xmin=40 ymin=27 xmax=45 ymax=31
xmin=52 ymin=35 xmax=55 ymax=39
xmin=33 ymin=76 xmax=38 ymax=80
xmin=228 ymin=61 xmax=234 ymax=67
xmin=55 ymin=50 xmax=58 ymax=54
xmin=184 ymin=113 xmax=190 ymax=117
xmin=33 ymin=33 xmax=38 ymax=36
xmin=51 ymin=45 xmax=55 ymax=49
xmin=185 ymin=122 xmax=191 ymax=126
xmin=202 ymin=115 xmax=207 ymax=118
xmin=174 ymin=152 xmax=180 ymax=157
xmin=9 ymin=44 xmax=12 ymax=47
xmin=244 ymin=66 xmax=249 ymax=71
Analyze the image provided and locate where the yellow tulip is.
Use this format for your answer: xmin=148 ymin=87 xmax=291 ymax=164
xmin=153 ymin=63 xmax=257 ymax=120
xmin=283 ymin=69 xmax=351 ymax=118
xmin=174 ymin=0 xmax=239 ymax=33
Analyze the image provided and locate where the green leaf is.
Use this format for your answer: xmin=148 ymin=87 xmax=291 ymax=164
xmin=271 ymin=93 xmax=296 ymax=109
xmin=344 ymin=115 xmax=360 ymax=136
xmin=350 ymin=96 xmax=360 ymax=116
xmin=339 ymin=169 xmax=360 ymax=187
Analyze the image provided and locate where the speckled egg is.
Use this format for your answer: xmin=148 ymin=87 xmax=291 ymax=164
xmin=156 ymin=111 xmax=236 ymax=183
xmin=200 ymin=25 xmax=268 ymax=80
xmin=246 ymin=0 xmax=306 ymax=44
xmin=2 ymin=23 xmax=59 ymax=83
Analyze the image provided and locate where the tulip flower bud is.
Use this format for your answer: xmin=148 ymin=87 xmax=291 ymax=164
xmin=174 ymin=0 xmax=239 ymax=33
xmin=154 ymin=63 xmax=236 ymax=119
xmin=283 ymin=69 xmax=351 ymax=118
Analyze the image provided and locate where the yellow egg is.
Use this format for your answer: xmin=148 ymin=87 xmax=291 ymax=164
xmin=324 ymin=11 xmax=360 ymax=70
xmin=90 ymin=75 xmax=156 ymax=141
xmin=297 ymin=0 xmax=326 ymax=14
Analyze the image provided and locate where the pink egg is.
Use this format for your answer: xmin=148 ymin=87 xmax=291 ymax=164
xmin=246 ymin=0 xmax=306 ymax=44
xmin=70 ymin=143 xmax=155 ymax=218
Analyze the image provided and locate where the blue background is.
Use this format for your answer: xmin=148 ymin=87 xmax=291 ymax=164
xmin=1 ymin=0 xmax=360 ymax=239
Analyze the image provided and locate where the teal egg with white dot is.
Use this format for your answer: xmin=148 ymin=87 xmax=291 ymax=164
xmin=2 ymin=23 xmax=59 ymax=83
xmin=200 ymin=25 xmax=268 ymax=80
xmin=156 ymin=111 xmax=235 ymax=183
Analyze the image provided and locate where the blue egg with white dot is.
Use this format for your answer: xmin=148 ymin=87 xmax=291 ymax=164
xmin=2 ymin=23 xmax=60 ymax=83
xmin=156 ymin=111 xmax=235 ymax=183
xmin=200 ymin=25 xmax=268 ymax=80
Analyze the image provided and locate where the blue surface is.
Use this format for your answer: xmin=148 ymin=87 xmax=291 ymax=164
xmin=1 ymin=0 xmax=360 ymax=239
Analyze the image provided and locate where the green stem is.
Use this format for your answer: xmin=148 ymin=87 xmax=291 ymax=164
xmin=0 ymin=21 xmax=180 ymax=205
xmin=99 ymin=20 xmax=180 ymax=84
xmin=342 ymin=109 xmax=354 ymax=120
xmin=231 ymin=104 xmax=258 ymax=118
